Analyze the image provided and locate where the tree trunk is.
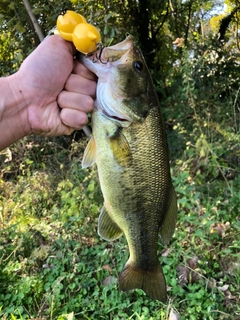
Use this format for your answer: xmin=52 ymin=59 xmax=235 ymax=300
xmin=184 ymin=0 xmax=193 ymax=47
xmin=129 ymin=0 xmax=154 ymax=68
xmin=22 ymin=0 xmax=44 ymax=43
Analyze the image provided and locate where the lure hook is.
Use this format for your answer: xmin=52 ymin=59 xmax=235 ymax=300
xmin=93 ymin=44 xmax=109 ymax=64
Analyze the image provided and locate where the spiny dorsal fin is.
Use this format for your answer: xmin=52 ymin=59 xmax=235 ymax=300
xmin=82 ymin=136 xmax=96 ymax=169
xmin=98 ymin=205 xmax=123 ymax=241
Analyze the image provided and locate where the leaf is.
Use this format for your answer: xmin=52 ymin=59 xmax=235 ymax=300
xmin=104 ymin=24 xmax=110 ymax=35
xmin=57 ymin=313 xmax=74 ymax=320
xmin=102 ymin=276 xmax=117 ymax=286
xmin=169 ymin=309 xmax=180 ymax=320
xmin=162 ymin=248 xmax=171 ymax=257
xmin=9 ymin=2 xmax=15 ymax=9
xmin=177 ymin=256 xmax=201 ymax=285
xmin=104 ymin=12 xmax=115 ymax=22
xmin=210 ymin=221 xmax=230 ymax=237
xmin=217 ymin=284 xmax=229 ymax=292
xmin=102 ymin=264 xmax=113 ymax=273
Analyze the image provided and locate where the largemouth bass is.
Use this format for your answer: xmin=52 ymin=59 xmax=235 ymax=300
xmin=81 ymin=36 xmax=178 ymax=301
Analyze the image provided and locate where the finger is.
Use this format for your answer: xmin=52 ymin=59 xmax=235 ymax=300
xmin=58 ymin=90 xmax=95 ymax=113
xmin=60 ymin=108 xmax=89 ymax=130
xmin=73 ymin=60 xmax=97 ymax=81
xmin=64 ymin=74 xmax=96 ymax=97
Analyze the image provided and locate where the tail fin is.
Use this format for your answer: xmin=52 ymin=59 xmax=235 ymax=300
xmin=119 ymin=261 xmax=167 ymax=302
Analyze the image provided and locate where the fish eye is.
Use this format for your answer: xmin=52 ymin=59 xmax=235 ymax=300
xmin=133 ymin=61 xmax=143 ymax=72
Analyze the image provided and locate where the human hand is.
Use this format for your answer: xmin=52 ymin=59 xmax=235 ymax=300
xmin=17 ymin=35 xmax=96 ymax=136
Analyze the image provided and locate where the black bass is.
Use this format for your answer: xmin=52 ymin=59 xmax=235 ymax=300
xmin=81 ymin=36 xmax=177 ymax=301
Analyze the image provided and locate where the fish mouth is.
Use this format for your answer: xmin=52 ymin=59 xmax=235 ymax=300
xmin=102 ymin=110 xmax=129 ymax=123
xmin=82 ymin=36 xmax=136 ymax=126
xmin=87 ymin=35 xmax=135 ymax=64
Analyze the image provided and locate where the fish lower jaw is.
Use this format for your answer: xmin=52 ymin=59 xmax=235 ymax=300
xmin=102 ymin=109 xmax=131 ymax=123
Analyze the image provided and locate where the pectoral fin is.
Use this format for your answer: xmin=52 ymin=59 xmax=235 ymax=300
xmin=159 ymin=183 xmax=178 ymax=245
xmin=109 ymin=131 xmax=131 ymax=166
xmin=82 ymin=136 xmax=96 ymax=169
xmin=98 ymin=205 xmax=123 ymax=241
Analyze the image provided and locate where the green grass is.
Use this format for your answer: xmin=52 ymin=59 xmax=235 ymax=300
xmin=0 ymin=132 xmax=239 ymax=320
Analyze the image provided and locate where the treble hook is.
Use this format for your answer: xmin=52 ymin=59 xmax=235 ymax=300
xmin=92 ymin=44 xmax=109 ymax=64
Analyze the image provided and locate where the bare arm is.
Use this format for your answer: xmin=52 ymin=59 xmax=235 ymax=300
xmin=0 ymin=35 xmax=96 ymax=151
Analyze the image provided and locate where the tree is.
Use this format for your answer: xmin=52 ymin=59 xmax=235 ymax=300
xmin=22 ymin=0 xmax=44 ymax=42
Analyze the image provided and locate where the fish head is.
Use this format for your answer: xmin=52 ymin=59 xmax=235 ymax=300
xmin=81 ymin=35 xmax=157 ymax=126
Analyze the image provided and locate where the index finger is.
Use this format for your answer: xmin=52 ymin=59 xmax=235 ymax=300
xmin=73 ymin=60 xmax=97 ymax=81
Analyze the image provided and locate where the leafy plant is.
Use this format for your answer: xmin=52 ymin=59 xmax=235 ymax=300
xmin=0 ymin=0 xmax=240 ymax=319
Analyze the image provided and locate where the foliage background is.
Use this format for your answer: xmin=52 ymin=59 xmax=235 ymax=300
xmin=0 ymin=0 xmax=239 ymax=319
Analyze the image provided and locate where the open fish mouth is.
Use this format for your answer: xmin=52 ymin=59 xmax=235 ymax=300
xmin=87 ymin=35 xmax=135 ymax=65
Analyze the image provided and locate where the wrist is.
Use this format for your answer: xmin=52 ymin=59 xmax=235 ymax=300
xmin=0 ymin=73 xmax=31 ymax=150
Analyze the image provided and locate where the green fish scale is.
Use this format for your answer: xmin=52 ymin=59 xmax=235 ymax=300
xmin=94 ymin=106 xmax=171 ymax=269
xmin=121 ymin=107 xmax=170 ymax=268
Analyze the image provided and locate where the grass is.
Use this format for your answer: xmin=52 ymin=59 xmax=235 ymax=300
xmin=0 ymin=127 xmax=239 ymax=320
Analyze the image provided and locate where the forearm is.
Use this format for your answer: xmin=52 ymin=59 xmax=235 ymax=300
xmin=0 ymin=74 xmax=31 ymax=151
